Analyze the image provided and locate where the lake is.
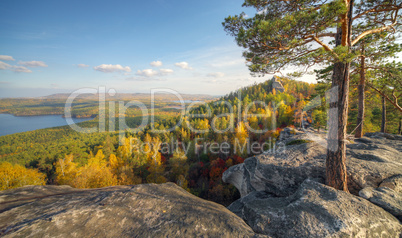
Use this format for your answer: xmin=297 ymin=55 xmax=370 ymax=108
xmin=0 ymin=114 xmax=93 ymax=136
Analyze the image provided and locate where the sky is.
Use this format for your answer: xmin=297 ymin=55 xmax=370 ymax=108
xmin=0 ymin=0 xmax=317 ymax=98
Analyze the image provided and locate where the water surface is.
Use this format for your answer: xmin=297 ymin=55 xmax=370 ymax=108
xmin=0 ymin=114 xmax=92 ymax=136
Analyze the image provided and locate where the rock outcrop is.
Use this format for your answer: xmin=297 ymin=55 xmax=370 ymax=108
xmin=223 ymin=129 xmax=402 ymax=197
xmin=0 ymin=183 xmax=264 ymax=238
xmin=359 ymin=186 xmax=402 ymax=221
xmin=223 ymin=128 xmax=402 ymax=236
xmin=228 ymin=179 xmax=402 ymax=237
xmin=271 ymin=76 xmax=285 ymax=93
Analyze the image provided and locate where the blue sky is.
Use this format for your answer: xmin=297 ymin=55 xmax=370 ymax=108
xmin=0 ymin=0 xmax=316 ymax=97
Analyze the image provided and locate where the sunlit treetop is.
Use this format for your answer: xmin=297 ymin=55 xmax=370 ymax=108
xmin=223 ymin=0 xmax=401 ymax=76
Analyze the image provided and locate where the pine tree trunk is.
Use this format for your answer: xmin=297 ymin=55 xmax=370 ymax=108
xmin=326 ymin=0 xmax=355 ymax=192
xmin=355 ymin=48 xmax=365 ymax=138
xmin=398 ymin=118 xmax=402 ymax=135
xmin=381 ymin=97 xmax=386 ymax=133
xmin=326 ymin=26 xmax=351 ymax=192
xmin=326 ymin=61 xmax=350 ymax=192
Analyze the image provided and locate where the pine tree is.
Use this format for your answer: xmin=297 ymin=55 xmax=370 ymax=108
xmin=352 ymin=33 xmax=401 ymax=138
xmin=223 ymin=0 xmax=401 ymax=191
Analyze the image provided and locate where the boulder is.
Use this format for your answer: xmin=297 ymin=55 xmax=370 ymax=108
xmin=223 ymin=129 xmax=402 ymax=197
xmin=228 ymin=179 xmax=402 ymax=237
xmin=222 ymin=136 xmax=326 ymax=197
xmin=359 ymin=186 xmax=402 ymax=221
xmin=0 ymin=183 xmax=264 ymax=238
xmin=380 ymin=174 xmax=402 ymax=193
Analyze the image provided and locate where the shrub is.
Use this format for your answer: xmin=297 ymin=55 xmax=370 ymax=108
xmin=0 ymin=162 xmax=46 ymax=190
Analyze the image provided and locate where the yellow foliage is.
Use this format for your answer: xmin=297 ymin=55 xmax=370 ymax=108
xmin=225 ymin=158 xmax=233 ymax=167
xmin=248 ymin=116 xmax=259 ymax=130
xmin=169 ymin=150 xmax=189 ymax=182
xmin=147 ymin=151 xmax=166 ymax=184
xmin=109 ymin=154 xmax=141 ymax=185
xmin=55 ymin=154 xmax=78 ymax=186
xmin=0 ymin=162 xmax=46 ymax=190
xmin=109 ymin=154 xmax=120 ymax=172
xmin=176 ymin=174 xmax=189 ymax=191
xmin=55 ymin=151 xmax=118 ymax=189
xmin=233 ymin=121 xmax=249 ymax=156
xmin=73 ymin=163 xmax=117 ymax=188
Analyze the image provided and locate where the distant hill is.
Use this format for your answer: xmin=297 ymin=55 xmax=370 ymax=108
xmin=222 ymin=76 xmax=315 ymax=102
xmin=38 ymin=93 xmax=219 ymax=101
xmin=0 ymin=93 xmax=219 ymax=117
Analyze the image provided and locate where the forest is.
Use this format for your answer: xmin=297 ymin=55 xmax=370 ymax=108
xmin=1 ymin=74 xmax=400 ymax=205
xmin=0 ymin=0 xmax=401 ymax=206
xmin=0 ymin=93 xmax=216 ymax=118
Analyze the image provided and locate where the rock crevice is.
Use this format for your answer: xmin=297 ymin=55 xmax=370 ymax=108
xmin=223 ymin=129 xmax=402 ymax=237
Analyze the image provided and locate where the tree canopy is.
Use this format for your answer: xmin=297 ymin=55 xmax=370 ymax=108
xmin=223 ymin=0 xmax=401 ymax=75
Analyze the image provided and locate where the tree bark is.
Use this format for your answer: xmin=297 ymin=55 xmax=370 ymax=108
xmin=355 ymin=47 xmax=365 ymax=138
xmin=326 ymin=0 xmax=353 ymax=192
xmin=398 ymin=118 xmax=402 ymax=135
xmin=326 ymin=31 xmax=349 ymax=192
xmin=381 ymin=97 xmax=386 ymax=133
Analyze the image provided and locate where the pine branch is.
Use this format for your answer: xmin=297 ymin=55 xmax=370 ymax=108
xmin=352 ymin=19 xmax=398 ymax=46
xmin=366 ymin=82 xmax=402 ymax=112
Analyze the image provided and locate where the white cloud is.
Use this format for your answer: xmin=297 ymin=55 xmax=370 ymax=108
xmin=126 ymin=76 xmax=165 ymax=81
xmin=175 ymin=62 xmax=193 ymax=70
xmin=77 ymin=64 xmax=89 ymax=68
xmin=18 ymin=61 xmax=48 ymax=67
xmin=150 ymin=61 xmax=163 ymax=67
xmin=0 ymin=59 xmax=47 ymax=73
xmin=136 ymin=69 xmax=159 ymax=77
xmin=159 ymin=69 xmax=174 ymax=75
xmin=11 ymin=66 xmax=32 ymax=73
xmin=94 ymin=64 xmax=131 ymax=73
xmin=207 ymin=72 xmax=225 ymax=78
xmin=0 ymin=61 xmax=32 ymax=73
xmin=0 ymin=55 xmax=15 ymax=61
xmin=0 ymin=61 xmax=10 ymax=70
xmin=136 ymin=68 xmax=174 ymax=77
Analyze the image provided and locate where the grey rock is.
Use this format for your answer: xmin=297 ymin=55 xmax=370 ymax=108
xmin=222 ymin=137 xmax=326 ymax=197
xmin=358 ymin=186 xmax=374 ymax=199
xmin=380 ymin=174 xmax=402 ymax=193
xmin=278 ymin=127 xmax=296 ymax=141
xmin=0 ymin=183 xmax=265 ymax=238
xmin=271 ymin=76 xmax=285 ymax=93
xmin=365 ymin=132 xmax=402 ymax=141
xmin=359 ymin=186 xmax=402 ymax=221
xmin=223 ymin=129 xmax=402 ymax=197
xmin=228 ymin=179 xmax=402 ymax=238
xmin=347 ymin=135 xmax=402 ymax=193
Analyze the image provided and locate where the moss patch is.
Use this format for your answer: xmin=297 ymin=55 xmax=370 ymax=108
xmin=286 ymin=139 xmax=313 ymax=146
